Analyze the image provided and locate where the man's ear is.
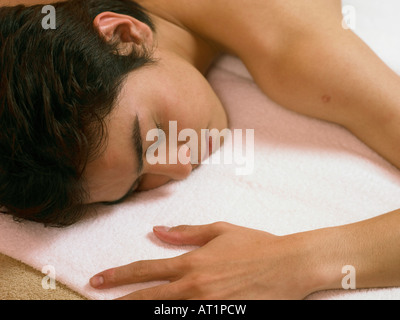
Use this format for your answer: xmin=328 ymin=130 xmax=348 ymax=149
xmin=93 ymin=12 xmax=153 ymax=55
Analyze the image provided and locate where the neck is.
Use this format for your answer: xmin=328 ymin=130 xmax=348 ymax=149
xmin=140 ymin=4 xmax=221 ymax=75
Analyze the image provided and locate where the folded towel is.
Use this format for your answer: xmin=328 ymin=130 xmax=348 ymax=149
xmin=1 ymin=0 xmax=400 ymax=300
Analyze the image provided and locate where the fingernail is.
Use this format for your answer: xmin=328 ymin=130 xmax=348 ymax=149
xmin=153 ymin=226 xmax=171 ymax=233
xmin=90 ymin=275 xmax=104 ymax=288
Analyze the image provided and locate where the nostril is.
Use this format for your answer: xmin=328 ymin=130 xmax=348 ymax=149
xmin=186 ymin=146 xmax=191 ymax=158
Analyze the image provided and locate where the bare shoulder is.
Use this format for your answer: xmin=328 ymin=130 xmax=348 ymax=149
xmin=138 ymin=0 xmax=342 ymax=56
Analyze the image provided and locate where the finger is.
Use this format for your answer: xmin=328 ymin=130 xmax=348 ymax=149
xmin=90 ymin=257 xmax=179 ymax=289
xmin=153 ymin=221 xmax=234 ymax=246
xmin=115 ymin=281 xmax=187 ymax=300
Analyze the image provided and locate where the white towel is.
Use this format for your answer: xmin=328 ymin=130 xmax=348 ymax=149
xmin=1 ymin=0 xmax=400 ymax=300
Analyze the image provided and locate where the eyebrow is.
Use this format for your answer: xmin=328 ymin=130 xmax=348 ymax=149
xmin=101 ymin=114 xmax=143 ymax=206
xmin=132 ymin=114 xmax=144 ymax=174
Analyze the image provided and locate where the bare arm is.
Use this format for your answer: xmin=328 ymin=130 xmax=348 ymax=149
xmin=298 ymin=209 xmax=400 ymax=292
xmin=174 ymin=0 xmax=400 ymax=169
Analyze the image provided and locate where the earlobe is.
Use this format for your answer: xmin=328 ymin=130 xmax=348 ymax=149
xmin=93 ymin=12 xmax=153 ymax=51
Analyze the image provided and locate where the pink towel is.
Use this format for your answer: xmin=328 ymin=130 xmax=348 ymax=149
xmin=1 ymin=0 xmax=400 ymax=300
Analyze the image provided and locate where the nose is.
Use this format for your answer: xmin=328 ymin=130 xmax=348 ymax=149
xmin=138 ymin=144 xmax=193 ymax=191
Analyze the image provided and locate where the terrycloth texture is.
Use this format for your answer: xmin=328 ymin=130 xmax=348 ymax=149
xmin=1 ymin=0 xmax=400 ymax=300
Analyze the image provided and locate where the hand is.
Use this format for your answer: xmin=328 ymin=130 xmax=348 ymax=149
xmin=90 ymin=222 xmax=319 ymax=300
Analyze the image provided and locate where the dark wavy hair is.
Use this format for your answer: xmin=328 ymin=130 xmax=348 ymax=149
xmin=0 ymin=0 xmax=155 ymax=227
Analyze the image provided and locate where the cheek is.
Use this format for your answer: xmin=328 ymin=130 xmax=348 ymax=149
xmin=86 ymin=166 xmax=135 ymax=203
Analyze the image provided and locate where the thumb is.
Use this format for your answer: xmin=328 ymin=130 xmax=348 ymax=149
xmin=153 ymin=222 xmax=233 ymax=246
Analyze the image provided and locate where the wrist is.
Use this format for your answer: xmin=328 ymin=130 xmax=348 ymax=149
xmin=283 ymin=211 xmax=400 ymax=297
xmin=285 ymin=227 xmax=345 ymax=295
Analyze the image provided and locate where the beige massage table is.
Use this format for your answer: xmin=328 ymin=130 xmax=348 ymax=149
xmin=0 ymin=253 xmax=84 ymax=300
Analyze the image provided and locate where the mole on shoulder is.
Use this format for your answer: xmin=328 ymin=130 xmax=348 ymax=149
xmin=321 ymin=94 xmax=332 ymax=103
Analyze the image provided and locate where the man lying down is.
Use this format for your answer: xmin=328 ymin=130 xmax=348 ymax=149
xmin=1 ymin=0 xmax=399 ymax=299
